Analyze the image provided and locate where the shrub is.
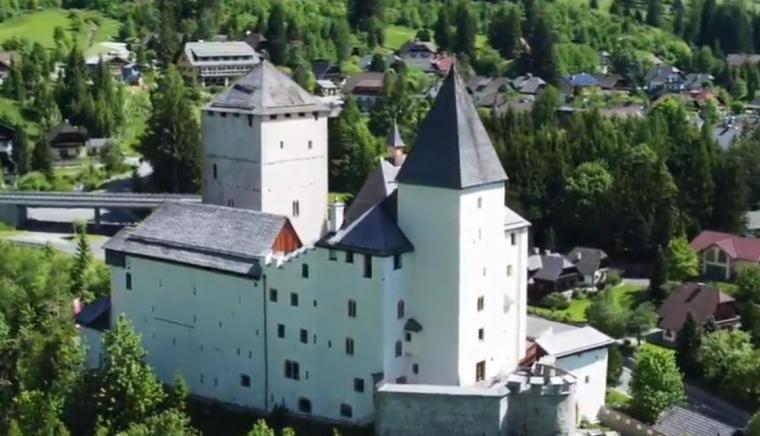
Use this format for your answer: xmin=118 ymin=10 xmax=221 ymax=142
xmin=572 ymin=289 xmax=585 ymax=300
xmin=538 ymin=293 xmax=571 ymax=310
xmin=607 ymin=270 xmax=622 ymax=287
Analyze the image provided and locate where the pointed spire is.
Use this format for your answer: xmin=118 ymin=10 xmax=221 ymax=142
xmin=395 ymin=61 xmax=507 ymax=190
xmin=387 ymin=118 xmax=405 ymax=148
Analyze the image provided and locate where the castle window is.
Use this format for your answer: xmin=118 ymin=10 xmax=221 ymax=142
xmin=329 ymin=250 xmax=337 ymax=260
xmin=345 ymin=337 xmax=355 ymax=355
xmin=478 ymin=328 xmax=484 ymax=341
xmin=290 ymin=292 xmax=299 ymax=307
xmin=298 ymin=398 xmax=312 ymax=413
xmin=240 ymin=374 xmax=251 ymax=387
xmin=280 ymin=141 xmax=284 ymax=149
xmin=507 ymin=265 xmax=513 ymax=276
xmin=292 ymin=200 xmax=300 ymax=217
xmin=477 ymin=296 xmax=484 ymax=312
xmin=269 ymin=289 xmax=277 ymax=302
xmin=301 ymin=264 xmax=309 ymax=278
xmin=393 ymin=254 xmax=402 ymax=270
xmin=405 ymin=332 xmax=411 ymax=342
xmin=285 ymin=113 xmax=292 ymax=118
xmin=284 ymin=360 xmax=300 ymax=380
xmin=270 ymin=115 xmax=277 ymax=120
xmin=476 ymin=361 xmax=486 ymax=382
xmin=346 ymin=252 xmax=354 ymax=263
xmin=308 ymin=140 xmax=313 ymax=149
xmin=510 ymin=233 xmax=517 ymax=246
xmin=363 ymin=254 xmax=372 ymax=278
xmin=213 ymin=164 xmax=217 ymax=179
xmin=221 ymin=112 xmax=227 ymax=118
xmin=477 ymin=197 xmax=482 ymax=208
xmin=353 ymin=378 xmax=365 ymax=393
xmin=227 ymin=199 xmax=234 ymax=207
xmin=340 ymin=403 xmax=353 ymax=418
xmin=397 ymin=300 xmax=405 ymax=319
xmin=277 ymin=324 xmax=285 ymax=338
xmin=395 ymin=340 xmax=402 ymax=357
xmin=348 ymin=300 xmax=357 ymax=318
xmin=413 ymin=363 xmax=419 ymax=374
xmin=125 ymin=272 xmax=132 ymax=290
xmin=300 ymin=329 xmax=308 ymax=344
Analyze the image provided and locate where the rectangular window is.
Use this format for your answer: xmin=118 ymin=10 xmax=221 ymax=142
xmin=353 ymin=378 xmax=365 ymax=393
xmin=329 ymin=250 xmax=337 ymax=261
xmin=510 ymin=233 xmax=517 ymax=246
xmin=308 ymin=140 xmax=313 ymax=149
xmin=363 ymin=255 xmax=372 ymax=278
xmin=413 ymin=363 xmax=419 ymax=374
xmin=277 ymin=324 xmax=285 ymax=338
xmin=477 ymin=197 xmax=482 ymax=208
xmin=507 ymin=265 xmax=513 ymax=277
xmin=240 ymin=374 xmax=251 ymax=387
xmin=393 ymin=254 xmax=402 ymax=270
xmin=125 ymin=272 xmax=132 ymax=290
xmin=477 ymin=296 xmax=484 ymax=312
xmin=300 ymin=329 xmax=308 ymax=344
xmin=340 ymin=403 xmax=353 ymax=418
xmin=292 ymin=200 xmax=300 ymax=217
xmin=301 ymin=264 xmax=309 ymax=278
xmin=285 ymin=360 xmax=301 ymax=380
xmin=348 ymin=300 xmax=357 ymax=318
xmin=478 ymin=328 xmax=484 ymax=341
xmin=298 ymin=398 xmax=312 ymax=413
xmin=405 ymin=332 xmax=412 ymax=342
xmin=346 ymin=251 xmax=354 ymax=263
xmin=269 ymin=289 xmax=278 ymax=302
xmin=291 ymin=293 xmax=299 ymax=307
xmin=476 ymin=361 xmax=486 ymax=382
xmin=227 ymin=199 xmax=234 ymax=207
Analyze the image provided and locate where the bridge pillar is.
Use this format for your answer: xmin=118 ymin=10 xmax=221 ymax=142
xmin=0 ymin=204 xmax=25 ymax=228
xmin=16 ymin=206 xmax=27 ymax=228
xmin=94 ymin=208 xmax=101 ymax=226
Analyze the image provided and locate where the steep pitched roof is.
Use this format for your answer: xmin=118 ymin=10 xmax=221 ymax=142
xmin=388 ymin=120 xmax=405 ymax=148
xmin=395 ymin=63 xmax=507 ymax=190
xmin=566 ymin=247 xmax=609 ymax=276
xmin=207 ymin=59 xmax=329 ymax=115
xmin=535 ymin=326 xmax=613 ymax=358
xmin=103 ymin=202 xmax=294 ymax=276
xmin=317 ymin=191 xmax=413 ymax=256
xmin=657 ymin=282 xmax=734 ymax=331
xmin=529 ymin=253 xmax=578 ymax=282
xmin=344 ymin=159 xmax=400 ymax=223
xmin=689 ymin=230 xmax=760 ymax=262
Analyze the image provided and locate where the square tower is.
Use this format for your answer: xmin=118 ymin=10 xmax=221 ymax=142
xmin=395 ymin=63 xmax=530 ymax=386
xmin=201 ymin=60 xmax=332 ymax=244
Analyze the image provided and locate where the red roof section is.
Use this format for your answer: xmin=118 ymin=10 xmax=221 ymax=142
xmin=689 ymin=230 xmax=760 ymax=262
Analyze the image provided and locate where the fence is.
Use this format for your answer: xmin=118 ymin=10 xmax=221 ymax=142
xmin=598 ymin=407 xmax=668 ymax=436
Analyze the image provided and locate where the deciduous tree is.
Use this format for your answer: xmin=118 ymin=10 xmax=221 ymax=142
xmin=664 ymin=236 xmax=698 ymax=281
xmin=629 ymin=346 xmax=685 ymax=423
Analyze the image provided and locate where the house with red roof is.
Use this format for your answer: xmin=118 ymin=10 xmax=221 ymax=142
xmin=689 ymin=230 xmax=760 ymax=280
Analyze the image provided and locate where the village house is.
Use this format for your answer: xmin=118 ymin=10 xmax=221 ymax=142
xmin=177 ymin=41 xmax=260 ymax=87
xmin=343 ymin=72 xmax=385 ymax=111
xmin=566 ymin=247 xmax=610 ymax=287
xmin=689 ymin=230 xmax=760 ymax=280
xmin=0 ymin=51 xmax=17 ymax=81
xmin=0 ymin=122 xmax=16 ymax=184
xmin=75 ymin=61 xmax=613 ymax=428
xmin=46 ymin=120 xmax=87 ymax=160
xmin=528 ymin=249 xmax=581 ymax=299
xmin=645 ymin=65 xmax=684 ymax=92
xmin=656 ymin=282 xmax=740 ymax=342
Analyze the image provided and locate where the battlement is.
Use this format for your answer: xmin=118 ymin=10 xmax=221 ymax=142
xmin=264 ymin=245 xmax=317 ymax=267
xmin=506 ymin=362 xmax=576 ymax=396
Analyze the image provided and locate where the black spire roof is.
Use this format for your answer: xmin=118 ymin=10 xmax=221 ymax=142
xmin=395 ymin=63 xmax=507 ymax=190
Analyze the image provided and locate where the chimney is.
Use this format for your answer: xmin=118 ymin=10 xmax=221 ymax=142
xmin=532 ymin=247 xmax=540 ymax=255
xmin=576 ymin=252 xmax=582 ymax=260
xmin=328 ymin=201 xmax=345 ymax=232
xmin=544 ymin=249 xmax=552 ymax=255
xmin=246 ymin=30 xmax=251 ymax=35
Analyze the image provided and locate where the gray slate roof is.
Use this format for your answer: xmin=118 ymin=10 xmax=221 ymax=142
xmin=344 ymin=158 xmax=400 ymax=223
xmin=566 ymin=246 xmax=609 ymax=276
xmin=103 ymin=202 xmax=291 ymax=277
xmin=318 ymin=191 xmax=413 ymax=256
xmin=388 ymin=120 xmax=405 ymax=148
xmin=207 ymin=60 xmax=329 ymax=115
xmin=186 ymin=41 xmax=257 ymax=58
xmin=529 ymin=253 xmax=578 ymax=281
xmin=395 ymin=63 xmax=508 ymax=190
xmin=655 ymin=406 xmax=742 ymax=436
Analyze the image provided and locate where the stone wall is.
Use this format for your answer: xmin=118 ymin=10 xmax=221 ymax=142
xmin=598 ymin=407 xmax=669 ymax=436
xmin=375 ymin=384 xmax=508 ymax=436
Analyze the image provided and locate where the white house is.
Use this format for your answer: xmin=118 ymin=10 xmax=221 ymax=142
xmin=85 ymin=61 xmax=578 ymax=424
xmin=526 ymin=316 xmax=614 ymax=422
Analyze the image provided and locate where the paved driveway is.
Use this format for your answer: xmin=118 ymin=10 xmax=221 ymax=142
xmin=4 ymin=232 xmax=106 ymax=260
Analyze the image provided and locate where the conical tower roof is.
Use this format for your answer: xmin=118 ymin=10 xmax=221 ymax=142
xmin=387 ymin=119 xmax=405 ymax=148
xmin=395 ymin=63 xmax=507 ymax=189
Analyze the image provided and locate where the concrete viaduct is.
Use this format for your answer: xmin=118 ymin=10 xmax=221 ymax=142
xmin=0 ymin=192 xmax=201 ymax=227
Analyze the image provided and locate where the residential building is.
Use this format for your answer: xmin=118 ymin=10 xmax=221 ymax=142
xmin=726 ymin=53 xmax=760 ymax=68
xmin=559 ymin=73 xmax=601 ymax=95
xmin=0 ymin=122 xmax=16 ymax=184
xmin=510 ymin=74 xmax=546 ymax=98
xmin=343 ymin=72 xmax=385 ymax=111
xmin=201 ymin=60 xmax=331 ymax=244
xmin=81 ymin=63 xmax=541 ymax=425
xmin=524 ymin=316 xmax=613 ymax=422
xmin=593 ymin=73 xmax=628 ymax=94
xmin=656 ymin=282 xmax=739 ymax=342
xmin=46 ymin=120 xmax=87 ymax=160
xmin=242 ymin=31 xmax=267 ymax=52
xmin=0 ymin=51 xmax=17 ymax=81
xmin=358 ymin=53 xmax=401 ymax=72
xmin=528 ymin=249 xmax=581 ymax=298
xmin=645 ymin=65 xmax=684 ymax=92
xmin=566 ymin=247 xmax=610 ymax=287
xmin=178 ymin=41 xmax=260 ymax=87
xmin=85 ymin=52 xmax=140 ymax=83
xmin=311 ymin=60 xmax=343 ymax=83
xmin=689 ymin=230 xmax=760 ymax=280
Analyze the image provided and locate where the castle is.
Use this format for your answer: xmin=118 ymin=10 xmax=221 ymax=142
xmin=75 ymin=59 xmax=612 ymax=435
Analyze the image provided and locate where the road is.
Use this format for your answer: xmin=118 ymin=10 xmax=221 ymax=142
xmin=5 ymin=231 xmax=106 ymax=260
xmin=28 ymin=157 xmax=152 ymax=224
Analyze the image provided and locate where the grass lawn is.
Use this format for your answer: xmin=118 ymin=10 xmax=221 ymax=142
xmin=0 ymin=9 xmax=119 ymax=49
xmin=383 ymin=25 xmax=488 ymax=52
xmin=605 ymin=389 xmax=629 ymax=407
xmin=707 ymin=281 xmax=739 ymax=295
xmin=531 ymin=283 xmax=647 ymax=322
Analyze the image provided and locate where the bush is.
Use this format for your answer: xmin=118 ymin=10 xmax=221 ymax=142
xmin=607 ymin=270 xmax=622 ymax=287
xmin=572 ymin=289 xmax=585 ymax=300
xmin=538 ymin=293 xmax=571 ymax=310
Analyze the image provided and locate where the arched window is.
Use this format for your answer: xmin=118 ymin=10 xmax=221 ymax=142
xmin=397 ymin=300 xmax=405 ymax=319
xmin=395 ymin=340 xmax=403 ymax=357
xmin=347 ymin=300 xmax=357 ymax=318
xmin=345 ymin=337 xmax=355 ymax=355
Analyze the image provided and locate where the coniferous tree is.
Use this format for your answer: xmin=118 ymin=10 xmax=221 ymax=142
xmin=676 ymin=312 xmax=702 ymax=376
xmin=266 ymin=3 xmax=288 ymax=65
xmin=31 ymin=136 xmax=53 ymax=178
xmin=741 ymin=302 xmax=760 ymax=345
xmin=69 ymin=222 xmax=93 ymax=302
xmin=13 ymin=127 xmax=31 ymax=176
xmin=526 ymin=17 xmax=560 ymax=86
xmin=453 ymin=1 xmax=477 ymax=58
xmin=649 ymin=245 xmax=668 ymax=302
xmin=137 ymin=65 xmax=202 ymax=193
xmin=646 ymin=0 xmax=664 ymax=27
xmin=488 ymin=5 xmax=522 ymax=60
xmin=433 ymin=7 xmax=453 ymax=52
